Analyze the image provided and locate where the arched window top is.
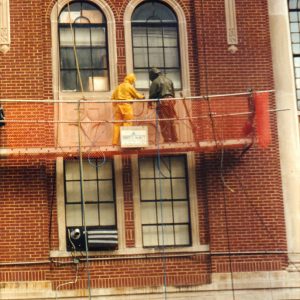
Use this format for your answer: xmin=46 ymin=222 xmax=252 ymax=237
xmin=59 ymin=1 xmax=106 ymax=24
xmin=132 ymin=1 xmax=177 ymax=23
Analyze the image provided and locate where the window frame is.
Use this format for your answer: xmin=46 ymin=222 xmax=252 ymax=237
xmin=58 ymin=1 xmax=110 ymax=92
xmin=53 ymin=156 xmax=125 ymax=256
xmin=138 ymin=155 xmax=192 ymax=248
xmin=51 ymin=0 xmax=118 ymax=101
xmin=52 ymin=154 xmax=207 ymax=257
xmin=124 ymin=0 xmax=191 ymax=97
xmin=64 ymin=158 xmax=117 ymax=228
xmin=131 ymin=1 xmax=182 ymax=90
xmin=132 ymin=152 xmax=203 ymax=251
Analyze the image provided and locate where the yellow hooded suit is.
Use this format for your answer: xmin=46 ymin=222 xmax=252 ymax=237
xmin=111 ymin=73 xmax=144 ymax=145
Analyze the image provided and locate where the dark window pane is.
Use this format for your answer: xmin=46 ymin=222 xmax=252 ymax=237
xmin=60 ymin=48 xmax=76 ymax=68
xmin=132 ymin=2 xmax=177 ymax=22
xmin=77 ymin=48 xmax=92 ymax=68
xmin=61 ymin=70 xmax=77 ymax=91
xmin=92 ymin=48 xmax=107 ymax=68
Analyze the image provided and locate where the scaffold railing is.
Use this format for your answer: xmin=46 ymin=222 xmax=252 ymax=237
xmin=0 ymin=90 xmax=275 ymax=158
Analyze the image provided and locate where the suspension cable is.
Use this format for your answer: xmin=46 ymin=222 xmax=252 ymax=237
xmin=67 ymin=2 xmax=92 ymax=299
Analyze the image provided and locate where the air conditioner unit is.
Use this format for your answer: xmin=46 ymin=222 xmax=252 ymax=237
xmin=66 ymin=226 xmax=118 ymax=251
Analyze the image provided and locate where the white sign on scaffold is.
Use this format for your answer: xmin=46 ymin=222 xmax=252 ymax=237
xmin=120 ymin=126 xmax=148 ymax=148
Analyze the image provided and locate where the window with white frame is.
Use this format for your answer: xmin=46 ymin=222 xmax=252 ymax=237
xmin=58 ymin=0 xmax=109 ymax=92
xmin=131 ymin=1 xmax=181 ymax=90
xmin=288 ymin=0 xmax=300 ymax=110
xmin=138 ymin=155 xmax=191 ymax=247
xmin=53 ymin=153 xmax=202 ymax=256
xmin=64 ymin=158 xmax=117 ymax=251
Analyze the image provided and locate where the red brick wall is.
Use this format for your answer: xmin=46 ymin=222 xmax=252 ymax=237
xmin=0 ymin=0 xmax=287 ymax=292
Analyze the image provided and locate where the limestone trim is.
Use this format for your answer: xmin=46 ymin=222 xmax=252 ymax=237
xmin=0 ymin=0 xmax=10 ymax=53
xmin=123 ymin=0 xmax=191 ymax=97
xmin=225 ymin=0 xmax=238 ymax=53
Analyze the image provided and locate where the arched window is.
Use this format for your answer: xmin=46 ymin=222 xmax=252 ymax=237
xmin=131 ymin=1 xmax=181 ymax=89
xmin=58 ymin=1 xmax=109 ymax=92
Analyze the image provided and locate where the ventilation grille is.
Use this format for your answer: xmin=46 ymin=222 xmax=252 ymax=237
xmin=67 ymin=226 xmax=118 ymax=251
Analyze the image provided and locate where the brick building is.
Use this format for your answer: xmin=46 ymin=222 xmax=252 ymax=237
xmin=0 ymin=0 xmax=300 ymax=299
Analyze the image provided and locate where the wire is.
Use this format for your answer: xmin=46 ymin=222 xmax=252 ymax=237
xmin=155 ymin=101 xmax=168 ymax=300
xmin=55 ymin=263 xmax=79 ymax=300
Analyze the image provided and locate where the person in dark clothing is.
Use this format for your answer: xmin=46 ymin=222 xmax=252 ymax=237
xmin=148 ymin=68 xmax=178 ymax=143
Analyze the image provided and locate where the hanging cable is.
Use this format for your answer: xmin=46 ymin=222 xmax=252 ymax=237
xmin=155 ymin=100 xmax=168 ymax=300
xmin=55 ymin=263 xmax=79 ymax=300
xmin=66 ymin=2 xmax=92 ymax=299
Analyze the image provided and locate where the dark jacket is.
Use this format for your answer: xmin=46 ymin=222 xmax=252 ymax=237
xmin=149 ymin=74 xmax=175 ymax=99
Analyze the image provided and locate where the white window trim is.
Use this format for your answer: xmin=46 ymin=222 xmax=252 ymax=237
xmin=132 ymin=152 xmax=207 ymax=252
xmin=123 ymin=0 xmax=191 ymax=97
xmin=51 ymin=156 xmax=126 ymax=257
xmin=50 ymin=0 xmax=118 ymax=101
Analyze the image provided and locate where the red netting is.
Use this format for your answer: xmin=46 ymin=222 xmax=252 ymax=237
xmin=254 ymin=92 xmax=271 ymax=148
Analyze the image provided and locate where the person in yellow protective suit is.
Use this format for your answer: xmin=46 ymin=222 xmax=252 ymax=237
xmin=111 ymin=73 xmax=145 ymax=145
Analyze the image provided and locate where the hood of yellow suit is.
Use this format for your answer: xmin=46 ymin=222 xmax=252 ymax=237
xmin=124 ymin=73 xmax=136 ymax=84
